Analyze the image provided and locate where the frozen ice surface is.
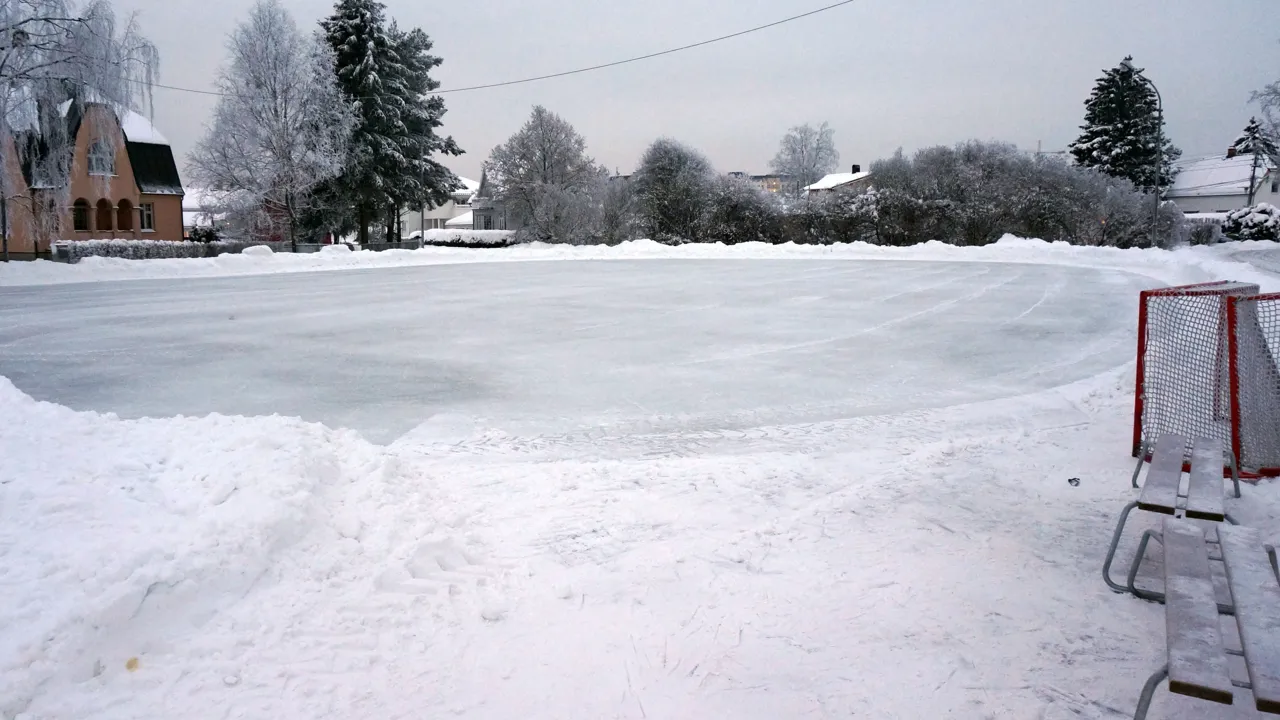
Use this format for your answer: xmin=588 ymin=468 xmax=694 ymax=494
xmin=0 ymin=259 xmax=1147 ymax=443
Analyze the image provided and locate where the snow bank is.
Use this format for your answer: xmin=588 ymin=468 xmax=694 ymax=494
xmin=5 ymin=235 xmax=1279 ymax=289
xmin=0 ymin=377 xmax=390 ymax=716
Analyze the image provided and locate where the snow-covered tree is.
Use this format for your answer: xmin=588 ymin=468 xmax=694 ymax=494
xmin=486 ymin=106 xmax=605 ymax=243
xmin=632 ymin=138 xmax=714 ymax=243
xmin=320 ymin=0 xmax=460 ymax=244
xmin=1069 ymin=57 xmax=1181 ymax=191
xmin=188 ymin=0 xmax=353 ymax=249
xmin=703 ymin=175 xmax=781 ymax=245
xmin=769 ymin=122 xmax=839 ymax=196
xmin=1229 ymin=117 xmax=1279 ymax=205
xmin=1223 ymin=203 xmax=1280 ymax=241
xmin=1254 ymin=68 xmax=1280 ymax=141
xmin=0 ymin=0 xmax=157 ymax=259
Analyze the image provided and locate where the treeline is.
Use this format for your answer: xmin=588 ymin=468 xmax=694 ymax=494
xmin=485 ymin=108 xmax=1189 ymax=249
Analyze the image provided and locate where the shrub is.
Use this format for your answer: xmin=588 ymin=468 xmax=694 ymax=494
xmin=1223 ymin=203 xmax=1280 ymax=241
xmin=58 ymin=239 xmax=209 ymax=263
xmin=421 ymin=229 xmax=518 ymax=248
xmin=702 ymin=176 xmax=783 ymax=244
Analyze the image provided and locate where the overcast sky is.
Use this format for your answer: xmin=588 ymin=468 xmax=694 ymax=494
xmin=119 ymin=0 xmax=1279 ymax=184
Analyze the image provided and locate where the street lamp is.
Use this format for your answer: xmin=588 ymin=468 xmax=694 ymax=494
xmin=1122 ymin=58 xmax=1162 ymax=248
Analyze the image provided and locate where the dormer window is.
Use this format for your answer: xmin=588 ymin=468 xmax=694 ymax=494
xmin=87 ymin=139 xmax=114 ymax=175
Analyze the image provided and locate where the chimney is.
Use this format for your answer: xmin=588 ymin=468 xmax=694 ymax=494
xmin=1227 ymin=147 xmax=1237 ymax=159
xmin=851 ymin=164 xmax=861 ymax=173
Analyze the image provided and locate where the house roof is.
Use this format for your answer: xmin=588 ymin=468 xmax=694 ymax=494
xmin=445 ymin=210 xmax=473 ymax=228
xmin=126 ymin=141 xmax=184 ymax=195
xmin=120 ymin=111 xmax=169 ymax=145
xmin=804 ymin=171 xmax=871 ymax=192
xmin=1168 ymin=154 xmax=1275 ymax=198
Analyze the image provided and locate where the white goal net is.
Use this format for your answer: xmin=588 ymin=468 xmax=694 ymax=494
xmin=1134 ymin=281 xmax=1280 ymax=476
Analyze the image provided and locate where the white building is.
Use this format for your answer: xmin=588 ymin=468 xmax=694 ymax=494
xmin=1167 ymin=152 xmax=1279 ymax=214
xmin=803 ymin=166 xmax=872 ymax=197
xmin=401 ymin=177 xmax=479 ymax=238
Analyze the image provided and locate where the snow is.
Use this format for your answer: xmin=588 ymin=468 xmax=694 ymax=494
xmin=119 ymin=110 xmax=169 ymax=146
xmin=1168 ymin=154 xmax=1274 ymax=199
xmin=803 ymin=170 xmax=871 ymax=192
xmin=3 ymin=238 xmax=1280 ymax=718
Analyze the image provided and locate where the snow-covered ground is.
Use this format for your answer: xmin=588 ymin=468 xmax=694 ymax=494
xmin=2 ymin=238 xmax=1279 ymax=719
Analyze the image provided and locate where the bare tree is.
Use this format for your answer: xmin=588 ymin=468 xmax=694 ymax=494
xmin=769 ymin=122 xmax=840 ymax=196
xmin=188 ymin=0 xmax=353 ymax=249
xmin=0 ymin=0 xmax=157 ymax=259
xmin=486 ymin=105 xmax=604 ymax=242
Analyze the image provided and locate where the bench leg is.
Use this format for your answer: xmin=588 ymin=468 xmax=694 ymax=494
xmin=1131 ymin=450 xmax=1147 ymax=490
xmin=1104 ymin=501 xmax=1141 ymax=594
xmin=1133 ymin=665 xmax=1168 ymax=720
xmin=1228 ymin=451 xmax=1241 ymax=499
xmin=1127 ymin=530 xmax=1165 ymax=603
xmin=1224 ymin=511 xmax=1239 ymax=526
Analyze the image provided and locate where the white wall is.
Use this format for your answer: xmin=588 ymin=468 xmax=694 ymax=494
xmin=1172 ymin=169 xmax=1280 ymax=213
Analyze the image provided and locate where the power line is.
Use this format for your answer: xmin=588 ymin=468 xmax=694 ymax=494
xmin=139 ymin=0 xmax=860 ymax=100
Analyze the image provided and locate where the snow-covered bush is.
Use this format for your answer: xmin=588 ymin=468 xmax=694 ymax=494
xmin=58 ymin=239 xmax=208 ymax=263
xmin=421 ymin=229 xmax=517 ymax=248
xmin=1223 ymin=203 xmax=1280 ymax=241
xmin=702 ymin=175 xmax=782 ymax=245
xmin=1184 ymin=217 xmax=1226 ymax=246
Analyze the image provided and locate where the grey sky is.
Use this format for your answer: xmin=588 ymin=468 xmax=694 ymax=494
xmin=120 ymin=0 xmax=1279 ymax=185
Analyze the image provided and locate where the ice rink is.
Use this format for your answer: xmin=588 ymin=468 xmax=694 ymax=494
xmin=0 ymin=258 xmax=1148 ymax=443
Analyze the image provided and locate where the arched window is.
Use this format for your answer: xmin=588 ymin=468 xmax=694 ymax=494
xmin=95 ymin=199 xmax=113 ymax=233
xmin=87 ymin=140 xmax=114 ymax=175
xmin=116 ymin=199 xmax=133 ymax=232
xmin=72 ymin=199 xmax=90 ymax=231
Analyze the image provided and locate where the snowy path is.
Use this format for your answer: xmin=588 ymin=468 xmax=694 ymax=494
xmin=3 ymin=243 xmax=1280 ymax=719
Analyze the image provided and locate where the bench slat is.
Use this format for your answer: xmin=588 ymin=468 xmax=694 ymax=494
xmin=1163 ymin=518 xmax=1235 ymax=704
xmin=1185 ymin=437 xmax=1226 ymax=522
xmin=1139 ymin=434 xmax=1186 ymax=515
xmin=1220 ymin=525 xmax=1280 ymax=713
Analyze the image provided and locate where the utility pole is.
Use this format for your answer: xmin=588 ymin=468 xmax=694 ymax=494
xmin=1247 ymin=147 xmax=1261 ymax=206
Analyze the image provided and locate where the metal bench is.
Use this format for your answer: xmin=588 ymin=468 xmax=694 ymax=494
xmin=1133 ymin=518 xmax=1280 ymax=718
xmin=1104 ymin=433 xmax=1241 ymax=600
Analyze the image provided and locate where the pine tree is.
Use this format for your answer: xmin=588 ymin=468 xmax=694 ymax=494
xmin=1229 ymin=117 xmax=1279 ymax=205
xmin=381 ymin=23 xmax=461 ymax=241
xmin=319 ymin=0 xmax=460 ymax=244
xmin=1070 ymin=56 xmax=1181 ymax=191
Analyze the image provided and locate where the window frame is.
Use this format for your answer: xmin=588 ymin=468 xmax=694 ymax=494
xmin=86 ymin=139 xmax=115 ymax=176
xmin=139 ymin=202 xmax=155 ymax=232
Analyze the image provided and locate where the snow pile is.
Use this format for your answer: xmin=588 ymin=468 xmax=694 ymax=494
xmin=1224 ymin=203 xmax=1280 ymax=241
xmin=0 ymin=377 xmax=394 ymax=717
xmin=421 ymin=228 xmax=516 ymax=247
xmin=5 ymin=235 xmax=1279 ymax=290
xmin=58 ymin=239 xmax=208 ymax=262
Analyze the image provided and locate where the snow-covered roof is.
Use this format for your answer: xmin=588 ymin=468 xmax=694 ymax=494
xmin=457 ymin=177 xmax=479 ymax=192
xmin=120 ymin=110 xmax=169 ymax=145
xmin=804 ymin=171 xmax=871 ymax=192
xmin=1167 ymin=154 xmax=1274 ymax=198
xmin=445 ymin=210 xmax=473 ymax=228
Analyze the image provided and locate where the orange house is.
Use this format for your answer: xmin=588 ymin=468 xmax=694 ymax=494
xmin=2 ymin=101 xmax=184 ymax=259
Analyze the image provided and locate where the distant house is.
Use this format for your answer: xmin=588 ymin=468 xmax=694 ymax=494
xmin=728 ymin=172 xmax=792 ymax=194
xmin=182 ymin=187 xmax=228 ymax=237
xmin=1167 ymin=150 xmax=1279 ymax=214
xmin=1 ymin=100 xmax=184 ymax=258
xmin=471 ymin=169 xmax=518 ymax=231
xmin=401 ymin=176 xmax=478 ymax=238
xmin=803 ymin=165 xmax=872 ymax=197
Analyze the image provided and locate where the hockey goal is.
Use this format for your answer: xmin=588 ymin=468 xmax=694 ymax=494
xmin=1133 ymin=281 xmax=1280 ymax=477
